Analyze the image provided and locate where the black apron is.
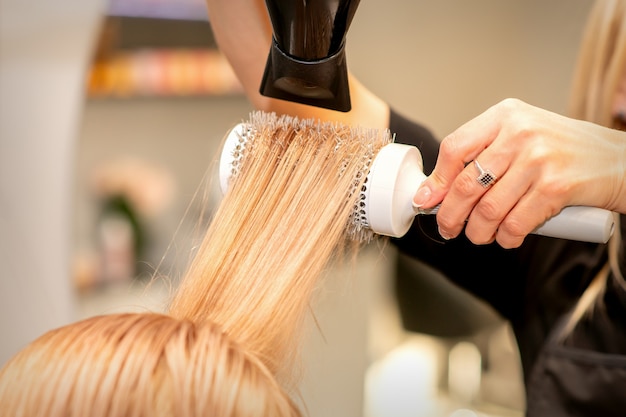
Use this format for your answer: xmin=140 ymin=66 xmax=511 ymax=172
xmin=526 ymin=310 xmax=626 ymax=417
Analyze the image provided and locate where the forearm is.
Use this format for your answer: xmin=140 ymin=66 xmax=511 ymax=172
xmin=572 ymin=118 xmax=626 ymax=213
xmin=205 ymin=0 xmax=271 ymax=106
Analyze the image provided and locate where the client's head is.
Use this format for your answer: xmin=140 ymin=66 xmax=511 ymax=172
xmin=0 ymin=313 xmax=298 ymax=417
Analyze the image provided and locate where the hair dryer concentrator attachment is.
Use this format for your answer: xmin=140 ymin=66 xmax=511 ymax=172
xmin=260 ymin=0 xmax=361 ymax=112
xmin=219 ymin=124 xmax=615 ymax=243
xmin=260 ymin=39 xmax=351 ymax=112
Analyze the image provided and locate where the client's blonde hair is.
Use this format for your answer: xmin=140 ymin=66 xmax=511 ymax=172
xmin=0 ymin=111 xmax=391 ymax=417
xmin=564 ymin=0 xmax=626 ymax=336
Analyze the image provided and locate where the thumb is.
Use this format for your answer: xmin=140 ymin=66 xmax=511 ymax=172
xmin=413 ymin=169 xmax=452 ymax=209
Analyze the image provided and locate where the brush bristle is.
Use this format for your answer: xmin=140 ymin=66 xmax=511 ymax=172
xmin=225 ymin=111 xmax=393 ymax=243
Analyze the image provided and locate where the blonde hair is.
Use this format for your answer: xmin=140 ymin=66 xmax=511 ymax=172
xmin=569 ymin=0 xmax=626 ymax=126
xmin=0 ymin=111 xmax=391 ymax=417
xmin=563 ymin=0 xmax=626 ymax=336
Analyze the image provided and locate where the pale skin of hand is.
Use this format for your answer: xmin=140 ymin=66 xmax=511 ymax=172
xmin=413 ymin=98 xmax=626 ymax=249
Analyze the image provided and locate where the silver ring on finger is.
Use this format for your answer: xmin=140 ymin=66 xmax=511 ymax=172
xmin=474 ymin=160 xmax=497 ymax=188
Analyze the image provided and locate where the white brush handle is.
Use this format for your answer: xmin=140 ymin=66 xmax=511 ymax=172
xmin=532 ymin=206 xmax=614 ymax=242
xmin=366 ymin=143 xmax=615 ymax=243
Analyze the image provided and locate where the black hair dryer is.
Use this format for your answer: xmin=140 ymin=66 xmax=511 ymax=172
xmin=260 ymin=0 xmax=361 ymax=112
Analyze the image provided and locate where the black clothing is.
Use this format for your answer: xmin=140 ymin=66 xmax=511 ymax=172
xmin=388 ymin=108 xmax=626 ymax=416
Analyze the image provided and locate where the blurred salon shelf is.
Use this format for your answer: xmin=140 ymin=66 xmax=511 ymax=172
xmin=87 ymin=48 xmax=243 ymax=98
xmin=107 ymin=0 xmax=207 ymax=21
xmin=87 ymin=15 xmax=243 ymax=98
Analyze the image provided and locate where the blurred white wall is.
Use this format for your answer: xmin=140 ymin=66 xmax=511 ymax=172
xmin=0 ymin=0 xmax=104 ymax=364
xmin=348 ymin=0 xmax=592 ymax=139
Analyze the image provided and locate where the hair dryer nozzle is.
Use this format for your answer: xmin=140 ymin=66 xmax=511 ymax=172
xmin=259 ymin=0 xmax=360 ymax=112
xmin=260 ymin=39 xmax=351 ymax=112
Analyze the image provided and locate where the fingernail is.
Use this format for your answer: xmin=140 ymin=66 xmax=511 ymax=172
xmin=412 ymin=185 xmax=431 ymax=208
xmin=438 ymin=227 xmax=452 ymax=240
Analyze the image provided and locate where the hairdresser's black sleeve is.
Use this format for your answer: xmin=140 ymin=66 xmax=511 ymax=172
xmin=389 ymin=109 xmax=439 ymax=175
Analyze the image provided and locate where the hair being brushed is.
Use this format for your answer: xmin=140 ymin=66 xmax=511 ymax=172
xmin=0 ymin=111 xmax=391 ymax=417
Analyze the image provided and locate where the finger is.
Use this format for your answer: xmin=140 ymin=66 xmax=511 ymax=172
xmin=436 ymin=156 xmax=509 ymax=239
xmin=464 ymin=162 xmax=531 ymax=244
xmin=414 ymin=102 xmax=507 ymax=209
xmin=494 ymin=191 xmax=563 ymax=248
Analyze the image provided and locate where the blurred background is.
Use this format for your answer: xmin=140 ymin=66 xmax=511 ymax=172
xmin=1 ymin=0 xmax=593 ymax=416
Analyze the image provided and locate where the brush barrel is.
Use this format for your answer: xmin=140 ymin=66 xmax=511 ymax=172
xmin=219 ymin=123 xmax=248 ymax=195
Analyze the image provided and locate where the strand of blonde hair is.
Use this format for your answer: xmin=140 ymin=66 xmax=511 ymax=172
xmin=561 ymin=0 xmax=626 ymax=339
